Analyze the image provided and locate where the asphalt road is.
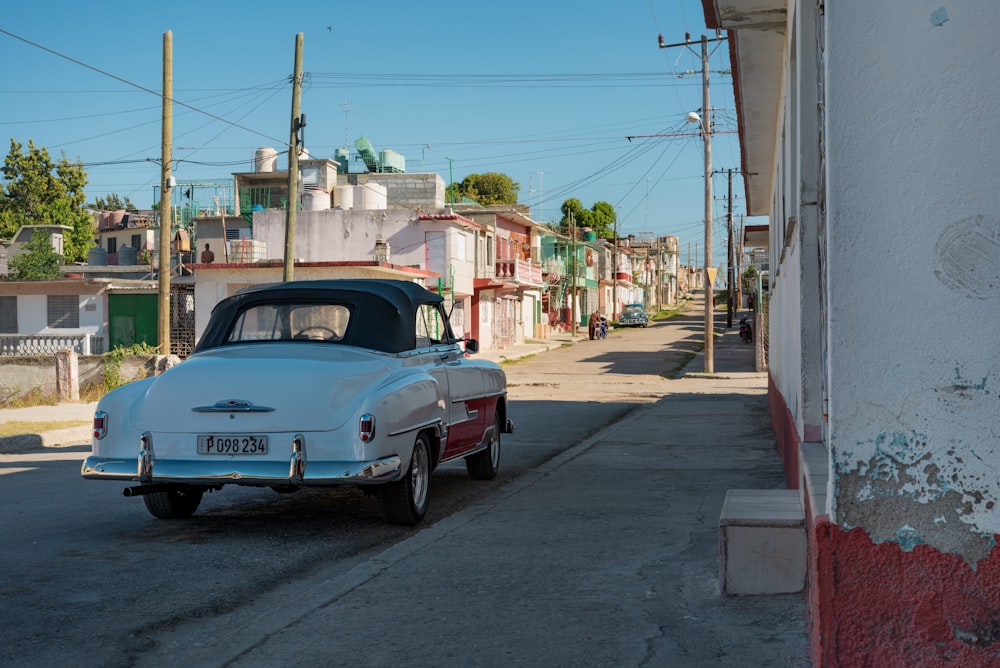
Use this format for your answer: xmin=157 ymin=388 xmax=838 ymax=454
xmin=0 ymin=309 xmax=706 ymax=668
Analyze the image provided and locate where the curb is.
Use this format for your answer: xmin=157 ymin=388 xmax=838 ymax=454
xmin=0 ymin=426 xmax=92 ymax=455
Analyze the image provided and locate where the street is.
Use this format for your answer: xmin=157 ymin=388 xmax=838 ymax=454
xmin=0 ymin=308 xmax=709 ymax=667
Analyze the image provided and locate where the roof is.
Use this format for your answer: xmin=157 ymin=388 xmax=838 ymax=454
xmin=195 ymin=279 xmax=446 ymax=354
xmin=743 ymin=224 xmax=769 ymax=249
xmin=702 ymin=0 xmax=789 ymax=215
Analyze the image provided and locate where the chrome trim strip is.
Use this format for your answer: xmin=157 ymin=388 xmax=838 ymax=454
xmin=192 ymin=399 xmax=275 ymax=413
xmin=450 ymin=390 xmax=506 ymax=403
xmin=386 ymin=418 xmax=443 ymax=438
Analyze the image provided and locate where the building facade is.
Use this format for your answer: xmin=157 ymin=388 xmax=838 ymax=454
xmin=706 ymin=1 xmax=1000 ymax=664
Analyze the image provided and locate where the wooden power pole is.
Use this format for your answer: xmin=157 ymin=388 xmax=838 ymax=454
xmin=283 ymin=33 xmax=304 ymax=282
xmin=157 ymin=30 xmax=172 ymax=354
xmin=726 ymin=168 xmax=734 ymax=329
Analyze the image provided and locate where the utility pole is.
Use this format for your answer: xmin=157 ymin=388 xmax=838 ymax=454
xmin=659 ymin=31 xmax=725 ymax=373
xmin=612 ymin=216 xmax=618 ymax=320
xmin=571 ymin=211 xmax=578 ymax=337
xmin=656 ymin=235 xmax=662 ymax=311
xmin=738 ymin=215 xmax=745 ymax=309
xmin=726 ymin=168 xmax=734 ymax=329
xmin=157 ymin=30 xmax=172 ymax=355
xmin=283 ymin=33 xmax=304 ymax=282
xmin=699 ymin=34 xmax=714 ymax=372
xmin=445 ymin=157 xmax=455 ymax=206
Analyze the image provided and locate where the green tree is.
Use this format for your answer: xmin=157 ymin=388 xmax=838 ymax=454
xmin=0 ymin=139 xmax=93 ymax=260
xmin=39 ymin=198 xmax=94 ymax=262
xmin=91 ymin=193 xmax=137 ymax=212
xmin=559 ymin=198 xmax=617 ymax=239
xmin=456 ymin=172 xmax=520 ymax=206
xmin=9 ymin=228 xmax=61 ymax=279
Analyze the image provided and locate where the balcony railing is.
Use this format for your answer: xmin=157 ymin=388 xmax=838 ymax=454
xmin=0 ymin=334 xmax=107 ymax=356
xmin=495 ymin=259 xmax=543 ymax=286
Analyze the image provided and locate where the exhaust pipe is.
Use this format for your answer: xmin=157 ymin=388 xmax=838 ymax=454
xmin=123 ymin=484 xmax=174 ymax=497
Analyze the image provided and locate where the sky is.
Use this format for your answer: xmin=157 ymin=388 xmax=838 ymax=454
xmin=0 ymin=0 xmax=757 ymax=268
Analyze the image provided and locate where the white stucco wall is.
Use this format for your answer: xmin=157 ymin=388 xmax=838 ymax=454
xmin=254 ymin=209 xmax=420 ymax=265
xmin=18 ymin=294 xmax=104 ymax=336
xmin=825 ymin=3 xmax=1000 ymax=559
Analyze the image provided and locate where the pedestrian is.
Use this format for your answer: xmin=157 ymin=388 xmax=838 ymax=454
xmin=201 ymin=242 xmax=215 ymax=264
xmin=588 ymin=310 xmax=600 ymax=340
xmin=747 ymin=291 xmax=756 ymax=313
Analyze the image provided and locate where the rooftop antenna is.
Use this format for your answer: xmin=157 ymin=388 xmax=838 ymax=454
xmin=338 ymin=98 xmax=351 ymax=149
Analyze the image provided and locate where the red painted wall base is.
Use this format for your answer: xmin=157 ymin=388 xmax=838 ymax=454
xmin=808 ymin=518 xmax=1000 ymax=667
xmin=768 ymin=373 xmax=800 ymax=489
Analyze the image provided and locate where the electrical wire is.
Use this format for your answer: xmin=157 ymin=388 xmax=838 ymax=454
xmin=0 ymin=28 xmax=289 ymax=147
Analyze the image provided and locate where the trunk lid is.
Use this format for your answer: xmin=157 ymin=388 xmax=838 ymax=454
xmin=131 ymin=344 xmax=393 ymax=433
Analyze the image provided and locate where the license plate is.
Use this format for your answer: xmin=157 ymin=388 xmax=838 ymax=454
xmin=197 ymin=434 xmax=268 ymax=455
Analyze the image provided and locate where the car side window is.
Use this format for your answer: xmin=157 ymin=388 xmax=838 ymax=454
xmin=415 ymin=304 xmax=448 ymax=348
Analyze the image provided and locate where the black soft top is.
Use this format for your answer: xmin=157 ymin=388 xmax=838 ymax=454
xmin=195 ymin=279 xmax=447 ymax=354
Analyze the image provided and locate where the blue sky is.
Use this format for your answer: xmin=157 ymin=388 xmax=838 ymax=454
xmin=0 ymin=0 xmax=754 ymax=267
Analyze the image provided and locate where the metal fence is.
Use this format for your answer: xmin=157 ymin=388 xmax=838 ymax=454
xmin=756 ymin=293 xmax=770 ymax=372
xmin=0 ymin=334 xmax=107 ymax=357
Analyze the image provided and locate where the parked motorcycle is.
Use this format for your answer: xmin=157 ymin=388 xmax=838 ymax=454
xmin=597 ymin=317 xmax=608 ymax=340
xmin=739 ymin=313 xmax=753 ymax=344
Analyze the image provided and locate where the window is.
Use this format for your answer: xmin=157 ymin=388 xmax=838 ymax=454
xmin=107 ymin=237 xmax=118 ymax=254
xmin=47 ymin=295 xmax=79 ymax=328
xmin=130 ymin=234 xmax=141 ymax=248
xmin=0 ymin=296 xmax=17 ymax=333
xmin=226 ymin=303 xmax=350 ymax=343
xmin=415 ymin=303 xmax=448 ymax=347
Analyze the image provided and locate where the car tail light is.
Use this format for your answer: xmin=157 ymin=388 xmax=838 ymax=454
xmin=359 ymin=414 xmax=375 ymax=442
xmin=93 ymin=411 xmax=108 ymax=439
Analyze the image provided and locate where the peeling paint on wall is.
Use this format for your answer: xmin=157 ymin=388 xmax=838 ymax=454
xmin=837 ymin=437 xmax=994 ymax=565
xmin=832 ymin=367 xmax=1000 ymax=563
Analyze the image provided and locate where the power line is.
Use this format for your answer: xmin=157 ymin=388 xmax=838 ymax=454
xmin=0 ymin=28 xmax=288 ymax=148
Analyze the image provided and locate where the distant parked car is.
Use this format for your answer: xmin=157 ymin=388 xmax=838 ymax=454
xmin=619 ymin=304 xmax=648 ymax=327
xmin=82 ymin=279 xmax=513 ymax=526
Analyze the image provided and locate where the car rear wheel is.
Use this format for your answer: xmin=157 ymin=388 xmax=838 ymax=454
xmin=379 ymin=433 xmax=431 ymax=525
xmin=466 ymin=412 xmax=501 ymax=480
xmin=142 ymin=486 xmax=204 ymax=519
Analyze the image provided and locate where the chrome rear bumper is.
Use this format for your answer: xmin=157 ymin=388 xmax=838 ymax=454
xmin=81 ymin=454 xmax=402 ymax=486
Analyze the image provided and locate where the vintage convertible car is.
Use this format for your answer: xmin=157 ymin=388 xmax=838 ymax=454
xmin=81 ymin=279 xmax=513 ymax=525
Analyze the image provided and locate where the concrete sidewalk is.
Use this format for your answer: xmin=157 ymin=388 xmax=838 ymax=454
xmin=0 ymin=401 xmax=96 ymax=454
xmin=136 ymin=316 xmax=809 ymax=666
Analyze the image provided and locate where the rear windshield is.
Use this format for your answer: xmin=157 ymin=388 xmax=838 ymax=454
xmin=225 ymin=303 xmax=351 ymax=343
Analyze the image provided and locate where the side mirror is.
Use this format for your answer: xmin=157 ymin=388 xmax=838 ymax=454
xmin=464 ymin=338 xmax=480 ymax=354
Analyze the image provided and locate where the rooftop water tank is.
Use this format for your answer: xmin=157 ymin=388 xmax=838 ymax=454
xmin=88 ymin=246 xmax=108 ymax=266
xmin=333 ymin=185 xmax=354 ymax=210
xmin=255 ymin=147 xmax=278 ymax=173
xmin=355 ymin=183 xmax=387 ymax=210
xmin=117 ymin=245 xmax=137 ymax=266
xmin=334 ymin=148 xmax=350 ymax=173
xmin=302 ymin=189 xmax=330 ymax=211
xmin=380 ymin=149 xmax=405 ymax=173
